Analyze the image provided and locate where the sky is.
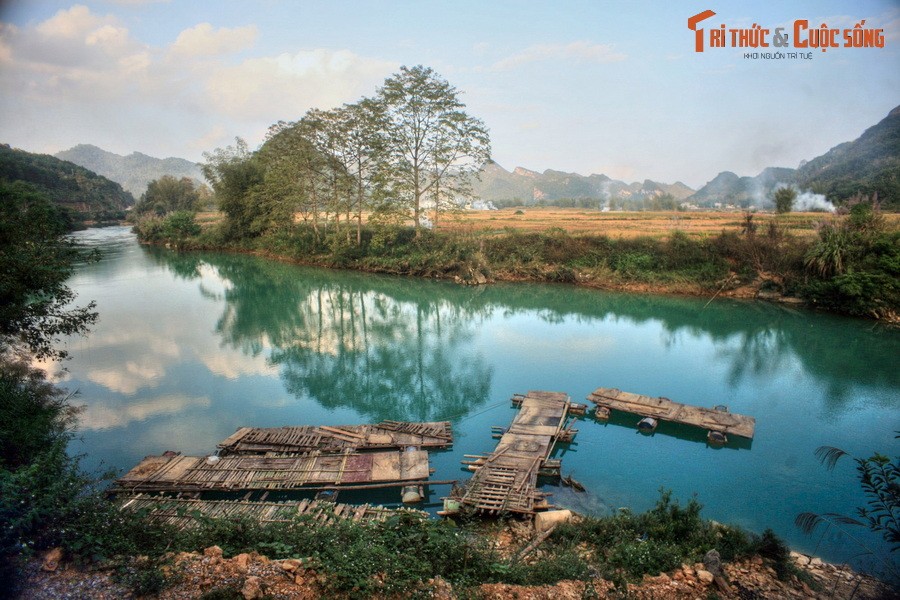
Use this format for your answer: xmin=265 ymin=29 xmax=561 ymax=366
xmin=0 ymin=0 xmax=898 ymax=189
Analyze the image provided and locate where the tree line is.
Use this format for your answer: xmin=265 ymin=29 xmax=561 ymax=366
xmin=197 ymin=65 xmax=490 ymax=245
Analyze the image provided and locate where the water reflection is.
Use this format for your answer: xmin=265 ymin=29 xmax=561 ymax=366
xmin=145 ymin=246 xmax=898 ymax=420
xmin=593 ymin=410 xmax=754 ymax=451
xmin=145 ymin=249 xmax=494 ymax=422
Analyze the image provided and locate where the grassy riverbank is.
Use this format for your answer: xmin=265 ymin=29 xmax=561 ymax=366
xmin=9 ymin=485 xmax=820 ymax=598
xmin=134 ymin=207 xmax=900 ymax=322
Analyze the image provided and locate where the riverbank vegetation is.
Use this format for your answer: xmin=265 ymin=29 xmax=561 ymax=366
xmin=134 ymin=199 xmax=900 ymax=321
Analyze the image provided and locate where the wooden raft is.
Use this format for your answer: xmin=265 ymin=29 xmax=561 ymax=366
xmin=114 ymin=449 xmax=431 ymax=493
xmin=217 ymin=421 xmax=452 ymax=456
xmin=117 ymin=494 xmax=426 ymax=530
xmin=588 ymin=388 xmax=756 ymax=439
xmin=454 ymin=391 xmax=585 ymax=515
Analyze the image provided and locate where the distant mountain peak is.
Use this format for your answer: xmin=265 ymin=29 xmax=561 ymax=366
xmin=474 ymin=163 xmax=695 ymax=204
xmin=55 ymin=145 xmax=204 ymax=198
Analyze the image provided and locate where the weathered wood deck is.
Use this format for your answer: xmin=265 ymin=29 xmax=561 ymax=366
xmin=117 ymin=494 xmax=426 ymax=530
xmin=114 ymin=449 xmax=432 ymax=493
xmin=452 ymin=391 xmax=585 ymax=515
xmin=587 ymin=388 xmax=756 ymax=439
xmin=217 ymin=421 xmax=453 ymax=456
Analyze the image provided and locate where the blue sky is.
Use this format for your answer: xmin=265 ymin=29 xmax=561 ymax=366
xmin=1 ymin=0 xmax=897 ymax=188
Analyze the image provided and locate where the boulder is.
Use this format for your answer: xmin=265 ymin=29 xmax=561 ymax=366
xmin=233 ymin=552 xmax=251 ymax=573
xmin=280 ymin=558 xmax=303 ymax=572
xmin=41 ymin=547 xmax=63 ymax=572
xmin=703 ymin=549 xmax=722 ymax=575
xmin=241 ymin=575 xmax=263 ymax=600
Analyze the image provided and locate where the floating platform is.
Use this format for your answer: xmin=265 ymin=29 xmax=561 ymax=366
xmin=114 ymin=449 xmax=432 ymax=494
xmin=117 ymin=494 xmax=425 ymax=530
xmin=587 ymin=388 xmax=756 ymax=439
xmin=448 ymin=391 xmax=585 ymax=516
xmin=217 ymin=421 xmax=453 ymax=456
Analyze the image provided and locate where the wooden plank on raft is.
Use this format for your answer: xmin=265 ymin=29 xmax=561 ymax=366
xmin=452 ymin=391 xmax=577 ymax=515
xmin=114 ymin=449 xmax=431 ymax=493
xmin=116 ymin=494 xmax=427 ymax=530
xmin=216 ymin=421 xmax=454 ymax=456
xmin=587 ymin=387 xmax=756 ymax=439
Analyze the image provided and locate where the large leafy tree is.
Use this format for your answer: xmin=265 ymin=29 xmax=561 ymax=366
xmin=201 ymin=138 xmax=265 ymax=238
xmin=0 ymin=181 xmax=98 ymax=360
xmin=258 ymin=118 xmax=345 ymax=241
xmin=135 ymin=175 xmax=201 ymax=216
xmin=376 ymin=65 xmax=490 ymax=234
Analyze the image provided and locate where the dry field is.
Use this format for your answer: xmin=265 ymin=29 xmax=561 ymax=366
xmin=439 ymin=208 xmax=846 ymax=239
xmin=195 ymin=208 xmax=899 ymax=240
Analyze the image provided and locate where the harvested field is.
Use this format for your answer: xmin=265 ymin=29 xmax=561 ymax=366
xmin=196 ymin=208 xmax=899 ymax=240
xmin=438 ymin=208 xmax=863 ymax=239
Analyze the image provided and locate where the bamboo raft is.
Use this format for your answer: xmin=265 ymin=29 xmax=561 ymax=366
xmin=217 ymin=421 xmax=453 ymax=456
xmin=117 ymin=494 xmax=426 ymax=530
xmin=587 ymin=388 xmax=756 ymax=439
xmin=447 ymin=391 xmax=586 ymax=516
xmin=114 ymin=449 xmax=432 ymax=494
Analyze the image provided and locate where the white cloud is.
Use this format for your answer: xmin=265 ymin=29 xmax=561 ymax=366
xmin=106 ymin=0 xmax=171 ymax=4
xmin=487 ymin=41 xmax=626 ymax=71
xmin=35 ymin=5 xmax=111 ymax=39
xmin=170 ymin=22 xmax=257 ymax=57
xmin=0 ymin=23 xmax=14 ymax=64
xmin=206 ymin=49 xmax=397 ymax=120
xmin=0 ymin=5 xmax=398 ymax=158
xmin=78 ymin=394 xmax=211 ymax=430
xmin=202 ymin=352 xmax=278 ymax=379
xmin=190 ymin=124 xmax=229 ymax=154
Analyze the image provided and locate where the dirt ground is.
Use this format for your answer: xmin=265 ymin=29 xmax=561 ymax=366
xmin=21 ymin=541 xmax=893 ymax=600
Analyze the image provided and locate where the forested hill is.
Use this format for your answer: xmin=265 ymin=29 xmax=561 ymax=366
xmin=794 ymin=104 xmax=900 ymax=208
xmin=55 ymin=144 xmax=205 ymax=198
xmin=688 ymin=105 xmax=900 ymax=209
xmin=0 ymin=144 xmax=134 ymax=222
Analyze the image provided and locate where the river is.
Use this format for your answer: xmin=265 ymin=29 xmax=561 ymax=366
xmin=52 ymin=226 xmax=898 ymax=572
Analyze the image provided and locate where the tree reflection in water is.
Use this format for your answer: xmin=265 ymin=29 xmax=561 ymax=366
xmin=145 ymin=247 xmax=898 ymax=421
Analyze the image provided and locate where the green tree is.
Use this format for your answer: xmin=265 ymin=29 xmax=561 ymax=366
xmin=0 ymin=181 xmax=98 ymax=360
xmin=773 ymin=186 xmax=797 ymax=213
xmin=258 ymin=119 xmax=340 ymax=241
xmin=343 ymin=99 xmax=386 ymax=245
xmin=376 ymin=65 xmax=490 ymax=235
xmin=135 ymin=176 xmax=201 ymax=216
xmin=201 ymin=138 xmax=265 ymax=239
xmin=161 ymin=210 xmax=201 ymax=249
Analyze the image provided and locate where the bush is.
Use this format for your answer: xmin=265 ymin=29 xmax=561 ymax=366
xmin=756 ymin=528 xmax=793 ymax=580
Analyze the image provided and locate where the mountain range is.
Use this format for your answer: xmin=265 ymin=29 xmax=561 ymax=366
xmin=0 ymin=144 xmax=133 ymax=221
xmin=688 ymin=104 xmax=900 ymax=210
xmin=54 ymin=144 xmax=205 ymax=199
xmin=24 ymin=103 xmax=900 ymax=212
xmin=473 ymin=162 xmax=695 ymax=205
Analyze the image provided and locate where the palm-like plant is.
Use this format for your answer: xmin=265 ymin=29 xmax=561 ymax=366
xmin=795 ymin=436 xmax=899 ymax=581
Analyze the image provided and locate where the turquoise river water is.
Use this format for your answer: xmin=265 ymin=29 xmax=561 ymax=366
xmin=52 ymin=227 xmax=899 ymax=573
